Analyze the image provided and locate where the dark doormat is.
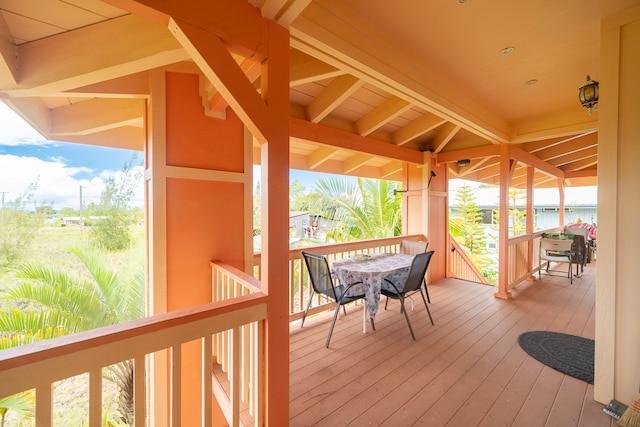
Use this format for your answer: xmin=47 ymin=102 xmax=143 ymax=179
xmin=518 ymin=331 xmax=594 ymax=384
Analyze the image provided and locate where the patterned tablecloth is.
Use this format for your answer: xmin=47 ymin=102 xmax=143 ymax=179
xmin=331 ymin=253 xmax=414 ymax=320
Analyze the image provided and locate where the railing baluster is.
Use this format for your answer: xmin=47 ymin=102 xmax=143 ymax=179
xmin=202 ymin=335 xmax=212 ymax=427
xmin=171 ymin=344 xmax=181 ymax=427
xmin=36 ymin=383 xmax=52 ymax=427
xmin=89 ymin=368 xmax=102 ymax=426
xmin=242 ymin=323 xmax=250 ymax=403
xmin=230 ymin=326 xmax=240 ymax=427
xmin=134 ymin=355 xmax=145 ymax=427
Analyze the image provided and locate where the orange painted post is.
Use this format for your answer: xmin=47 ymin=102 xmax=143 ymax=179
xmin=495 ymin=144 xmax=513 ymax=299
xmin=526 ymin=166 xmax=535 ymax=280
xmin=258 ymin=20 xmax=291 ymax=426
xmin=557 ymin=178 xmax=565 ymax=227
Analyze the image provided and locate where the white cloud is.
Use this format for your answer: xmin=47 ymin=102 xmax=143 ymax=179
xmin=0 ymin=154 xmax=100 ymax=209
xmin=0 ymin=102 xmax=144 ymax=211
xmin=0 ymin=154 xmax=144 ymax=211
xmin=0 ymin=103 xmax=47 ymax=146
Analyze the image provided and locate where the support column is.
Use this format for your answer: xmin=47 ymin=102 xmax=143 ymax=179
xmin=557 ymin=178 xmax=565 ymax=227
xmin=495 ymin=144 xmax=513 ymax=299
xmin=526 ymin=166 xmax=535 ymax=279
xmin=595 ymin=4 xmax=640 ymax=406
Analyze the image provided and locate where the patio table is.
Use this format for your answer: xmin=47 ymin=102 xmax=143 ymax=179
xmin=332 ymin=253 xmax=414 ymax=332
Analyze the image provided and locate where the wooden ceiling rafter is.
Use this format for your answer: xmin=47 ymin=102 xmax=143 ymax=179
xmin=343 ymin=153 xmax=373 ymax=174
xmin=306 ymin=74 xmax=363 ymax=123
xmin=391 ymin=112 xmax=446 ymax=146
xmin=308 ymin=146 xmax=340 ymax=169
xmin=356 ymin=96 xmax=411 ymax=136
xmin=49 ymin=98 xmax=144 ymax=135
xmin=7 ymin=14 xmax=189 ymax=97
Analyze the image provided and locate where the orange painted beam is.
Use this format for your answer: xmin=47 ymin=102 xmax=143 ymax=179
xmin=290 ymin=117 xmax=423 ymax=164
xmin=565 ymin=169 xmax=597 ymax=179
xmin=169 ymin=17 xmax=271 ymax=144
xmin=435 ymin=144 xmax=501 ymax=164
xmin=209 ymin=58 xmax=262 ymax=114
xmin=105 ymin=0 xmax=267 ymax=59
xmin=510 ymin=145 xmax=565 ymax=179
xmin=495 ymin=144 xmax=512 ymax=300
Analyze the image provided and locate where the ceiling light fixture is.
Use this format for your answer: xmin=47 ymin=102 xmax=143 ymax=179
xmin=526 ymin=79 xmax=538 ymax=85
xmin=500 ymin=47 xmax=515 ymax=56
xmin=457 ymin=159 xmax=471 ymax=167
xmin=578 ymin=75 xmax=599 ymax=115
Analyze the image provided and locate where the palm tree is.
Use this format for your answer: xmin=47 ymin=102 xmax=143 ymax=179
xmin=309 ymin=176 xmax=401 ymax=242
xmin=0 ymin=242 xmax=144 ymax=424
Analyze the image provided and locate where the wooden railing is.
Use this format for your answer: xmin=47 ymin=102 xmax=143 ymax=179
xmin=210 ymin=261 xmax=265 ymax=426
xmin=0 ymin=264 xmax=267 ymax=427
xmin=2 ymin=231 xmax=564 ymax=426
xmin=448 ymin=234 xmax=489 ymax=284
xmin=251 ymin=235 xmax=426 ymax=322
xmin=506 ymin=227 xmax=562 ymax=290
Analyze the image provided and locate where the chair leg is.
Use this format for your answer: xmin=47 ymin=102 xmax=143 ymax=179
xmin=423 ymin=280 xmax=431 ymax=304
xmin=384 ymin=296 xmax=389 ymax=310
xmin=301 ymin=290 xmax=316 ymax=328
xmin=419 ymin=289 xmax=434 ymax=326
xmin=370 ymin=317 xmax=376 ymax=331
xmin=398 ymin=295 xmax=416 ymax=340
xmin=326 ymin=303 xmax=343 ymax=348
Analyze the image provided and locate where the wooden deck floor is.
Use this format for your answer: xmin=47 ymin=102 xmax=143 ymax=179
xmin=289 ymin=260 xmax=614 ymax=426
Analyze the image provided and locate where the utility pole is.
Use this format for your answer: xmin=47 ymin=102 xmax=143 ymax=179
xmin=0 ymin=191 xmax=7 ymax=236
xmin=79 ymin=185 xmax=83 ymax=234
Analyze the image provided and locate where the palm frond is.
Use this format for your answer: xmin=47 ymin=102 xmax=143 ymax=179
xmin=0 ymin=392 xmax=35 ymax=422
xmin=0 ymin=309 xmax=72 ymax=338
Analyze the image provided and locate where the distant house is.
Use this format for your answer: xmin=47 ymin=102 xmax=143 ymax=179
xmin=289 ymin=211 xmax=335 ymax=240
xmin=60 ymin=216 xmax=83 ymax=226
xmin=60 ymin=216 xmax=107 ymax=226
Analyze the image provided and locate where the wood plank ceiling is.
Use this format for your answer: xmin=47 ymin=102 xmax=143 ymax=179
xmin=0 ymin=0 xmax=617 ymax=188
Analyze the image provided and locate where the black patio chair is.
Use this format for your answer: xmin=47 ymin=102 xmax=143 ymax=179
xmin=381 ymin=251 xmax=435 ymax=340
xmin=399 ymin=239 xmax=431 ymax=304
xmin=301 ymin=251 xmax=366 ymax=347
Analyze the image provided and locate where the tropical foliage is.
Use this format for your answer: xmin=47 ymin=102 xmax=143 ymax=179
xmin=307 ymin=177 xmax=401 ymax=242
xmin=0 ymin=242 xmax=144 ymax=425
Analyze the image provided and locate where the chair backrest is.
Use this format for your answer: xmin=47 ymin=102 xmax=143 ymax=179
xmin=540 ymin=237 xmax=573 ymax=254
xmin=301 ymin=251 xmax=336 ymax=300
xmin=565 ymin=227 xmax=589 ymax=240
xmin=402 ymin=251 xmax=434 ymax=293
xmin=400 ymin=240 xmax=428 ymax=256
xmin=570 ymin=234 xmax=586 ymax=262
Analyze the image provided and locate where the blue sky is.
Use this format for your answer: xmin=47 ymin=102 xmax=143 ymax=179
xmin=0 ymin=102 xmax=143 ymax=210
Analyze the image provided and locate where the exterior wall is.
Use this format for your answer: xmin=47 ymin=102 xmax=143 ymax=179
xmin=403 ymin=161 xmax=424 ymax=237
xmin=428 ymin=160 xmax=448 ymax=281
xmin=148 ymin=71 xmax=248 ymax=425
xmin=596 ymin=5 xmax=640 ymax=406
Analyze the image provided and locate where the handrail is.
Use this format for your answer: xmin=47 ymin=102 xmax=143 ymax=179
xmin=0 ymin=267 xmax=267 ymax=427
xmin=506 ymin=227 xmax=563 ymax=289
xmin=448 ymin=234 xmax=489 ymax=284
xmin=210 ymin=261 xmax=265 ymax=426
